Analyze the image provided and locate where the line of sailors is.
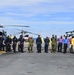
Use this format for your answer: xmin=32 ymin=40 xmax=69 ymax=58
xmin=0 ymin=34 xmax=74 ymax=53
xmin=36 ymin=35 xmax=74 ymax=53
xmin=0 ymin=35 xmax=25 ymax=53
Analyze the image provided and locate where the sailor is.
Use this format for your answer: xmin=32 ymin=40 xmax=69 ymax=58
xmin=9 ymin=34 xmax=13 ymax=39
xmin=12 ymin=36 xmax=17 ymax=53
xmin=51 ymin=35 xmax=57 ymax=53
xmin=69 ymin=36 xmax=72 ymax=53
xmin=0 ymin=35 xmax=4 ymax=51
xmin=63 ymin=36 xmax=69 ymax=53
xmin=58 ymin=36 xmax=63 ymax=52
xmin=18 ymin=35 xmax=25 ymax=53
xmin=5 ymin=36 xmax=12 ymax=52
xmin=44 ymin=36 xmax=50 ymax=53
xmin=28 ymin=37 xmax=34 ymax=53
xmin=71 ymin=36 xmax=74 ymax=53
xmin=36 ymin=35 xmax=42 ymax=53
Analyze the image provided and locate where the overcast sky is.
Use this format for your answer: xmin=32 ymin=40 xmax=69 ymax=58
xmin=0 ymin=0 xmax=74 ymax=38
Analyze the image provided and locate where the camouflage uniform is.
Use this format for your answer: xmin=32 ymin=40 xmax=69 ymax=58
xmin=51 ymin=36 xmax=57 ymax=52
xmin=28 ymin=37 xmax=34 ymax=53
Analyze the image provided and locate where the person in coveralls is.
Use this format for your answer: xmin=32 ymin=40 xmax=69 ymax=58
xmin=12 ymin=36 xmax=17 ymax=53
xmin=18 ymin=35 xmax=25 ymax=53
xmin=5 ymin=36 xmax=12 ymax=52
xmin=44 ymin=36 xmax=50 ymax=53
xmin=0 ymin=34 xmax=4 ymax=51
xmin=36 ymin=35 xmax=42 ymax=53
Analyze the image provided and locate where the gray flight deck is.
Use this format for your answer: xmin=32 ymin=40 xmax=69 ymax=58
xmin=0 ymin=44 xmax=74 ymax=75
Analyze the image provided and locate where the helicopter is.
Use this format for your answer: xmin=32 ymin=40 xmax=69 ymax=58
xmin=66 ymin=30 xmax=74 ymax=37
xmin=14 ymin=30 xmax=39 ymax=38
xmin=14 ymin=30 xmax=39 ymax=42
xmin=0 ymin=25 xmax=30 ymax=40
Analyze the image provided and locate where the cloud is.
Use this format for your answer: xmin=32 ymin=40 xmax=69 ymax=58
xmin=0 ymin=16 xmax=74 ymax=25
xmin=51 ymin=17 xmax=72 ymax=21
xmin=0 ymin=0 xmax=50 ymax=7
xmin=0 ymin=0 xmax=74 ymax=27
xmin=4 ymin=12 xmax=36 ymax=18
xmin=0 ymin=17 xmax=21 ymax=25
xmin=0 ymin=0 xmax=74 ymax=12
xmin=0 ymin=0 xmax=74 ymax=20
xmin=25 ymin=21 xmax=74 ymax=25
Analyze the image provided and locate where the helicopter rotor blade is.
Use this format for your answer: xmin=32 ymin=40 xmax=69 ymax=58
xmin=0 ymin=25 xmax=30 ymax=28
xmin=6 ymin=25 xmax=30 ymax=27
xmin=23 ymin=31 xmax=39 ymax=35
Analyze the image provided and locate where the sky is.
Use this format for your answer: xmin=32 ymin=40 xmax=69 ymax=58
xmin=0 ymin=0 xmax=74 ymax=38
